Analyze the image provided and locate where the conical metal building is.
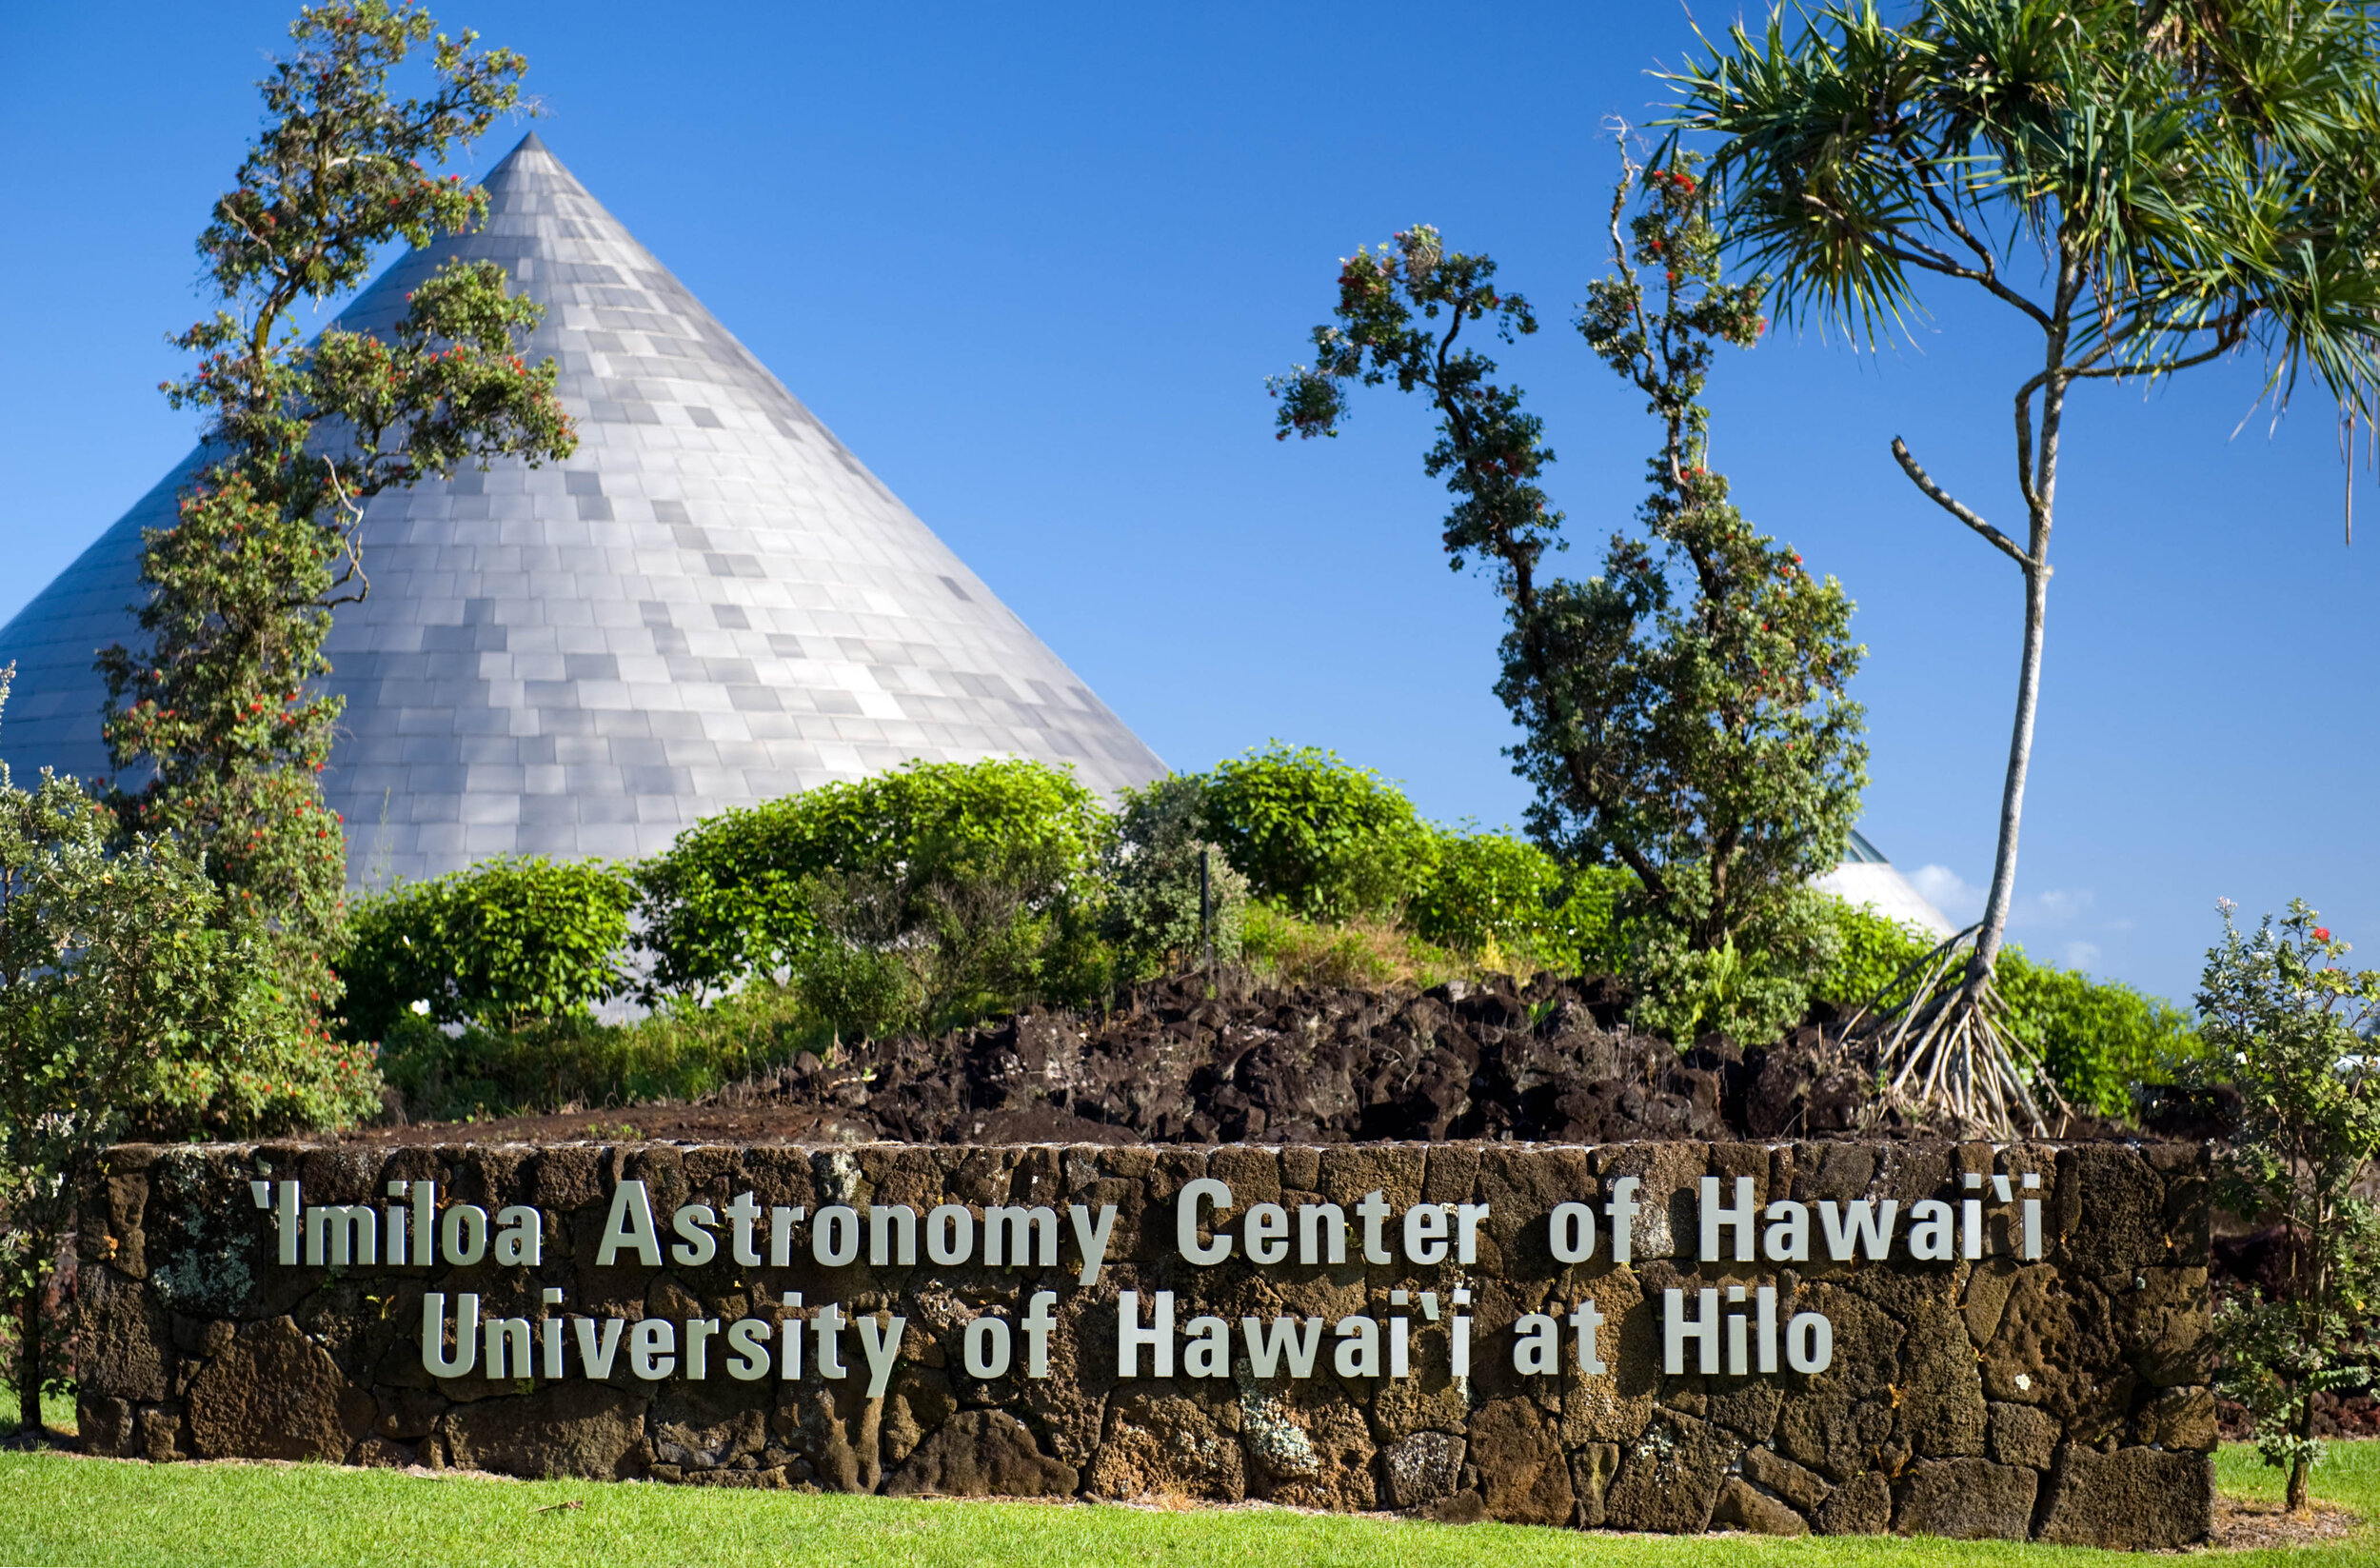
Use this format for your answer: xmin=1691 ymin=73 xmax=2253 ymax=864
xmin=0 ymin=134 xmax=1165 ymax=884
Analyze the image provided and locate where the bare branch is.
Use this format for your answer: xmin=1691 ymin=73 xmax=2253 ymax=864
xmin=1892 ymin=437 xmax=2033 ymax=572
xmin=2063 ymin=331 xmax=2245 ymax=384
xmin=2013 ymin=379 xmax=2040 ymax=514
xmin=1889 ymin=148 xmax=2055 ymax=331
xmin=1870 ymin=243 xmax=2050 ymax=329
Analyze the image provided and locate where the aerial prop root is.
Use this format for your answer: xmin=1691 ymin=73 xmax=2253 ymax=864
xmin=1839 ymin=923 xmax=2065 ymax=1140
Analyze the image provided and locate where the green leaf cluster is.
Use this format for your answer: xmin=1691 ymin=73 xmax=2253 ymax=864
xmin=1628 ymin=870 xmax=1844 ymax=1045
xmin=1099 ymin=775 xmax=1251 ymax=982
xmin=1994 ymin=950 xmax=2198 ymax=1120
xmin=1195 ymin=744 xmax=1434 ymax=923
xmin=343 ymin=856 xmax=636 ymax=1039
xmin=1408 ymin=825 xmax=1626 ymax=979
xmin=631 ymin=757 xmax=1112 ymax=1036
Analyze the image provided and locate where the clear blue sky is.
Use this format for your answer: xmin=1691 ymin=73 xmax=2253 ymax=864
xmin=3 ymin=2 xmax=2370 ymax=1005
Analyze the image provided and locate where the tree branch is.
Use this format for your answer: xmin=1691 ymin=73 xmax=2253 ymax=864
xmin=1874 ymin=241 xmax=2053 ymax=331
xmin=1891 ymin=437 xmax=2033 ymax=572
xmin=2063 ymin=330 xmax=2245 ymax=383
xmin=2013 ymin=385 xmax=2039 ymax=515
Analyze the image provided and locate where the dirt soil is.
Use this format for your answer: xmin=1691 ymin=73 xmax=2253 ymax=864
xmin=2207 ymin=1493 xmax=2366 ymax=1551
xmin=337 ymin=969 xmax=2132 ymax=1149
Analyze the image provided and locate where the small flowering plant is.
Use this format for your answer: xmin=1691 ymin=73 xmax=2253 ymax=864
xmin=2191 ymin=899 xmax=2380 ymax=1510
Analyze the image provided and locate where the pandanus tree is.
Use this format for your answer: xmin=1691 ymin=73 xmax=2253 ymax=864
xmin=1672 ymin=0 xmax=2380 ymax=1132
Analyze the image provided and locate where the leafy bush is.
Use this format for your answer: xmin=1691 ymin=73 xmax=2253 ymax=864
xmin=1410 ymin=825 xmax=1625 ymax=974
xmin=1198 ymin=744 xmax=1434 ymax=922
xmin=2188 ymin=901 xmax=2380 ymax=1509
xmin=1813 ymin=899 xmax=1948 ymax=1011
xmin=1625 ymin=868 xmax=1840 ymax=1044
xmin=132 ymin=951 xmax=382 ymax=1139
xmin=1996 ymin=950 xmax=2197 ymax=1120
xmin=341 ymin=856 xmax=635 ymax=1039
xmin=1101 ymin=775 xmax=1250 ymax=981
xmin=795 ymin=840 xmax=1110 ymax=1042
xmin=633 ymin=758 xmax=1107 ymax=1000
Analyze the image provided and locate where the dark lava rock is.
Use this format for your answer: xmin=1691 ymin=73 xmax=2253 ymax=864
xmin=2034 ymin=1444 xmax=2213 ymax=1549
xmin=884 ymin=1410 xmax=1081 ymax=1498
xmin=1893 ymin=1456 xmax=2039 ymax=1539
xmin=185 ymin=1315 xmax=369 ymax=1462
xmin=709 ymin=972 xmax=1755 ymax=1146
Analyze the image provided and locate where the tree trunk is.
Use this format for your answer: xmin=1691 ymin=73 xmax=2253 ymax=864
xmin=2289 ymin=1398 xmax=2314 ymax=1511
xmin=15 ymin=1278 xmax=38 ymax=1438
xmin=1967 ymin=289 xmax=2073 ymax=991
xmin=1967 ymin=550 xmax=2048 ymax=985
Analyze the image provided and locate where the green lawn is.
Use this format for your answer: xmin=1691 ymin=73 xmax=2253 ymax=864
xmin=0 ymin=1391 xmax=83 ymax=1438
xmin=0 ymin=1443 xmax=2363 ymax=1568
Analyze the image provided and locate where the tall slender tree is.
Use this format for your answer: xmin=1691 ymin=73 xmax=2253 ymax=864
xmin=1673 ymin=0 xmax=2380 ymax=1130
xmin=1271 ymin=150 xmax=1867 ymax=1043
xmin=97 ymin=0 xmax=574 ymax=1128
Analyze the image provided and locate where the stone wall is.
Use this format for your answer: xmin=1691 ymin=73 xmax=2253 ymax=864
xmin=79 ymin=1139 xmax=2212 ymax=1544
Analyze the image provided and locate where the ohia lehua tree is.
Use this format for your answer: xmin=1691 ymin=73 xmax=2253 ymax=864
xmin=96 ymin=0 xmax=573 ymax=1129
xmin=1270 ymin=148 xmax=1867 ymax=1044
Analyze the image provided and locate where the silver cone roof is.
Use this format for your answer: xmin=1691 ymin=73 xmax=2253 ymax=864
xmin=0 ymin=133 xmax=1164 ymax=884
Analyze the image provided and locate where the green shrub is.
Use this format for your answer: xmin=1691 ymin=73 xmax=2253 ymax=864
xmin=634 ymin=758 xmax=1107 ymax=1000
xmin=341 ymin=856 xmax=634 ymax=1039
xmin=2186 ymin=901 xmax=2380 ymax=1510
xmin=1198 ymin=744 xmax=1434 ymax=922
xmin=794 ymin=841 xmax=1112 ymax=1041
xmin=1410 ymin=825 xmax=1625 ymax=974
xmin=1101 ymin=775 xmax=1250 ymax=981
xmin=1625 ymin=868 xmax=1839 ymax=1044
xmin=1997 ymin=950 xmax=2197 ymax=1120
xmin=1812 ymin=899 xmax=1950 ymax=1011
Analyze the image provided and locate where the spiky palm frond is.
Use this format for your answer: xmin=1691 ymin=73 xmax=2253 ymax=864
xmin=1669 ymin=0 xmax=2380 ymax=413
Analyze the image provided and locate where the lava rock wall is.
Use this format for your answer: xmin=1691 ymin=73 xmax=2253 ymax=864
xmin=79 ymin=1140 xmax=2211 ymax=1544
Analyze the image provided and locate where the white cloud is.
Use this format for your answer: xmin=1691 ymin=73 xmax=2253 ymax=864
xmin=2029 ymin=888 xmax=2096 ymax=924
xmin=2062 ymin=941 xmax=2103 ymax=972
xmin=1905 ymin=865 xmax=2097 ymax=932
xmin=1909 ymin=864 xmax=1984 ymax=925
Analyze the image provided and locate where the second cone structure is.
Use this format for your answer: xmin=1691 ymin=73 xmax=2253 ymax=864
xmin=0 ymin=133 xmax=1166 ymax=883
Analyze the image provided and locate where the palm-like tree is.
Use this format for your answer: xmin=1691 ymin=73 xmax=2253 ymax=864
xmin=1670 ymin=0 xmax=2380 ymax=1133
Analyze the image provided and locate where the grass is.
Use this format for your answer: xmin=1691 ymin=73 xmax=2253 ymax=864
xmin=378 ymin=981 xmax=831 ymax=1122
xmin=1240 ymin=906 xmax=1497 ymax=992
xmin=0 ymin=1390 xmax=75 ymax=1439
xmin=0 ymin=1443 xmax=2363 ymax=1568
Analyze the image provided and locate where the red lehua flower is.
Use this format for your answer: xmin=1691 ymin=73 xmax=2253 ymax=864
xmin=2314 ymin=926 xmax=2332 ymax=943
